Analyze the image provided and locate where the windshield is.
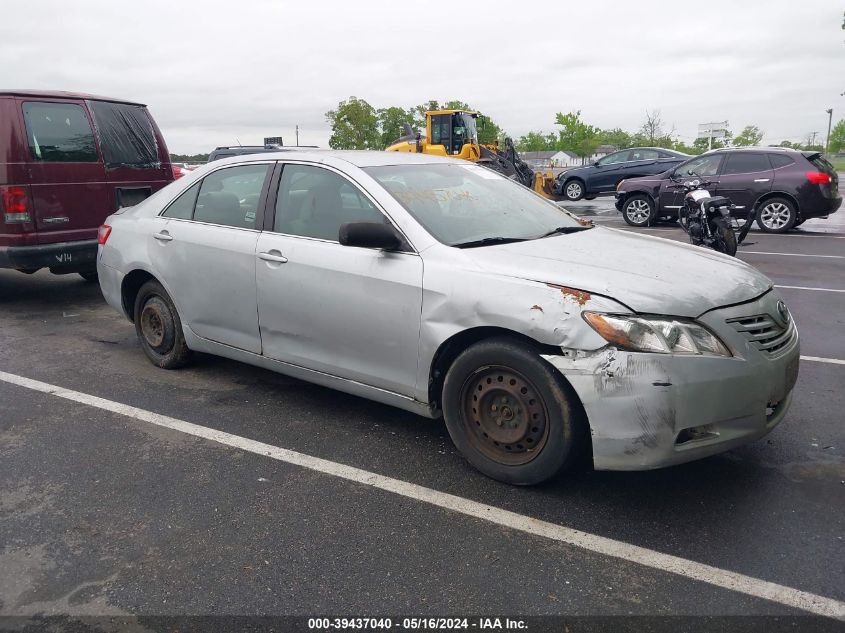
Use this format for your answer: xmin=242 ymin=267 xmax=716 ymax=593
xmin=365 ymin=163 xmax=584 ymax=246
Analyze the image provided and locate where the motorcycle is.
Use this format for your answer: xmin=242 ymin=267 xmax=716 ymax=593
xmin=672 ymin=176 xmax=755 ymax=257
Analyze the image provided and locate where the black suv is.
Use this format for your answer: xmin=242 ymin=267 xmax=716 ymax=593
xmin=555 ymin=147 xmax=689 ymax=201
xmin=615 ymin=148 xmax=841 ymax=232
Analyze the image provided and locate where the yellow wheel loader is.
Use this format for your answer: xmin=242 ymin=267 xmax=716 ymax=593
xmin=384 ymin=109 xmax=565 ymax=201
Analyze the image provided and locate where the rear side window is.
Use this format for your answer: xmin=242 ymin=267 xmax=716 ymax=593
xmin=629 ymin=149 xmax=658 ymax=161
xmin=808 ymin=155 xmax=834 ymax=173
xmin=22 ymin=102 xmax=98 ymax=162
xmin=193 ymin=164 xmax=269 ymax=229
xmin=88 ymin=101 xmax=159 ymax=169
xmin=769 ymin=154 xmax=795 ymax=169
xmin=722 ymin=153 xmax=770 ymax=175
xmin=163 ymin=182 xmax=200 ymax=219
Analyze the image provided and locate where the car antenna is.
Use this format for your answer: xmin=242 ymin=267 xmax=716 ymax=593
xmin=236 ymin=138 xmax=242 ymax=147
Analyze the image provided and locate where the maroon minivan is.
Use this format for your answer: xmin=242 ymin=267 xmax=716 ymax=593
xmin=0 ymin=90 xmax=173 ymax=280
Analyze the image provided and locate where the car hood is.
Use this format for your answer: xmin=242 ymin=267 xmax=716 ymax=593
xmin=461 ymin=227 xmax=772 ymax=317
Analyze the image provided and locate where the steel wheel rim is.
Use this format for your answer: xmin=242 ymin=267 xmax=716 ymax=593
xmin=460 ymin=366 xmax=550 ymax=466
xmin=626 ymin=199 xmax=651 ymax=223
xmin=566 ymin=182 xmax=582 ymax=199
xmin=140 ymin=301 xmax=168 ymax=350
xmin=760 ymin=203 xmax=790 ymax=229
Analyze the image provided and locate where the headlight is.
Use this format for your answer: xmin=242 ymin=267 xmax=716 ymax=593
xmin=582 ymin=312 xmax=732 ymax=357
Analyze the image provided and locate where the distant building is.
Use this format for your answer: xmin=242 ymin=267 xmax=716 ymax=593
xmin=520 ymin=150 xmax=580 ymax=168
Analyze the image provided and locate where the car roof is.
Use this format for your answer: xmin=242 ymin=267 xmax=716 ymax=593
xmin=706 ymin=146 xmax=805 ymax=155
xmin=0 ymin=89 xmax=145 ymax=106
xmin=211 ymin=150 xmax=464 ymax=168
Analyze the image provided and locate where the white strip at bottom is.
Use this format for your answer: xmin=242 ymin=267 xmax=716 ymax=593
xmin=801 ymin=356 xmax=845 ymax=366
xmin=0 ymin=370 xmax=842 ymax=620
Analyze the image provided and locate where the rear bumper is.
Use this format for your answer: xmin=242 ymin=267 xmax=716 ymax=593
xmin=0 ymin=239 xmax=98 ymax=273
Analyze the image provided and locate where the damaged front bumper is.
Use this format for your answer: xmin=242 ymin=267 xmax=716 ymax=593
xmin=544 ymin=294 xmax=800 ymax=471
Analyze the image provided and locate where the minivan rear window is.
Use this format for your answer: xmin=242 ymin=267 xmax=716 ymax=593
xmin=22 ymin=102 xmax=98 ymax=162
xmin=89 ymin=101 xmax=159 ymax=169
xmin=808 ymin=154 xmax=835 ymax=174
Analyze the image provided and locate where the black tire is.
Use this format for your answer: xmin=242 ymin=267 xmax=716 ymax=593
xmin=441 ymin=337 xmax=586 ymax=485
xmin=756 ymin=197 xmax=797 ymax=233
xmin=714 ymin=219 xmax=738 ymax=256
xmin=133 ymin=280 xmax=192 ymax=369
xmin=584 ymin=194 xmax=597 ymax=201
xmin=79 ymin=271 xmax=98 ymax=283
xmin=622 ymin=194 xmax=656 ymax=226
xmin=794 ymin=218 xmax=806 ymax=227
xmin=562 ymin=179 xmax=585 ymax=201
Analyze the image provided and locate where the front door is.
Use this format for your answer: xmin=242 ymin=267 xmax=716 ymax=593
xmin=255 ymin=163 xmax=423 ymax=396
xmin=153 ymin=163 xmax=272 ymax=353
xmin=660 ymin=154 xmax=726 ymax=214
xmin=591 ymin=150 xmax=631 ymax=191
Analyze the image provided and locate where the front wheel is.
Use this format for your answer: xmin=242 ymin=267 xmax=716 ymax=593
xmin=563 ymin=179 xmax=585 ymax=201
xmin=442 ymin=337 xmax=586 ymax=485
xmin=622 ymin=195 xmax=656 ymax=226
xmin=134 ymin=280 xmax=192 ymax=369
xmin=757 ymin=198 xmax=797 ymax=233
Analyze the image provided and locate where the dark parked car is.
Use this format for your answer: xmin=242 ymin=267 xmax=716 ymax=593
xmin=555 ymin=147 xmax=689 ymax=201
xmin=614 ymin=147 xmax=841 ymax=232
xmin=0 ymin=90 xmax=173 ymax=280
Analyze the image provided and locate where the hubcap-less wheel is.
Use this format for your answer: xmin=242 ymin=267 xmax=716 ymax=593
xmin=565 ymin=182 xmax=583 ymax=200
xmin=460 ymin=366 xmax=549 ymax=466
xmin=140 ymin=299 xmax=171 ymax=353
xmin=760 ymin=202 xmax=792 ymax=230
xmin=626 ymin=199 xmax=652 ymax=224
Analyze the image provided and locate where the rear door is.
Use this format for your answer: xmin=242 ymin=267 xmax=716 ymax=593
xmin=153 ymin=162 xmax=273 ymax=353
xmin=20 ymin=99 xmax=110 ymax=245
xmin=87 ymin=100 xmax=173 ymax=210
xmin=714 ymin=152 xmax=773 ymax=212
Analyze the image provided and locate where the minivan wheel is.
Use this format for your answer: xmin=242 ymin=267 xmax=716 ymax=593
xmin=622 ymin=195 xmax=656 ymax=226
xmin=757 ymin=198 xmax=797 ymax=233
xmin=134 ymin=280 xmax=192 ymax=369
xmin=563 ymin=180 xmax=585 ymax=201
xmin=442 ymin=337 xmax=584 ymax=485
xmin=79 ymin=271 xmax=98 ymax=283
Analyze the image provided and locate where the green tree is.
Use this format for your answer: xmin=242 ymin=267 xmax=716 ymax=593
xmin=597 ymin=128 xmax=633 ymax=150
xmin=672 ymin=141 xmax=702 ymax=155
xmin=828 ymin=119 xmax=845 ymax=153
xmin=733 ymin=125 xmax=764 ymax=146
xmin=325 ymin=96 xmax=381 ymax=149
xmin=554 ymin=110 xmax=598 ymax=157
xmin=516 ymin=131 xmax=557 ymax=152
xmin=378 ymin=106 xmax=416 ymax=148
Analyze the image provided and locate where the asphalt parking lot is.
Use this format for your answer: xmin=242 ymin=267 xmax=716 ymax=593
xmin=1 ymin=195 xmax=844 ymax=630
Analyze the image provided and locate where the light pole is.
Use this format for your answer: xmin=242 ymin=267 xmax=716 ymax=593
xmin=825 ymin=108 xmax=833 ymax=157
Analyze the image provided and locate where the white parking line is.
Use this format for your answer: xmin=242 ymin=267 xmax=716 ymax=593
xmin=0 ymin=370 xmax=842 ymax=620
xmin=776 ymin=285 xmax=845 ymax=293
xmin=740 ymin=251 xmax=844 ymax=259
xmin=801 ymin=356 xmax=845 ymax=366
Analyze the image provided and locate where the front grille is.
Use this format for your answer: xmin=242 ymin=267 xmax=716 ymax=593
xmin=726 ymin=314 xmax=796 ymax=355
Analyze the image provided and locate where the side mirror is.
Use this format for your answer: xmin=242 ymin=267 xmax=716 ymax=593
xmin=339 ymin=222 xmax=402 ymax=250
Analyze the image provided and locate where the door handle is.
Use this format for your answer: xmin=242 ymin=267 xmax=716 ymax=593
xmin=258 ymin=251 xmax=288 ymax=264
xmin=153 ymin=231 xmax=173 ymax=242
xmin=753 ymin=178 xmax=770 ymax=182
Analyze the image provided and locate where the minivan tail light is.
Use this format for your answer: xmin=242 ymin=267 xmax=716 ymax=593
xmin=806 ymin=171 xmax=832 ymax=185
xmin=1 ymin=185 xmax=32 ymax=223
xmin=97 ymin=224 xmax=112 ymax=245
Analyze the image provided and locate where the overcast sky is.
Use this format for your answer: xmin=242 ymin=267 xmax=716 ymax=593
xmin=3 ymin=1 xmax=843 ymax=154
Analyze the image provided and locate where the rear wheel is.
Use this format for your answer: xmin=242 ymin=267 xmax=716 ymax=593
xmin=134 ymin=280 xmax=192 ymax=369
xmin=757 ymin=198 xmax=797 ymax=233
xmin=442 ymin=337 xmax=586 ymax=485
xmin=622 ymin=195 xmax=656 ymax=226
xmin=714 ymin=219 xmax=738 ymax=256
xmin=563 ymin=179 xmax=585 ymax=201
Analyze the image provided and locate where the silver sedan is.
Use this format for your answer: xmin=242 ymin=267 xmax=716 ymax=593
xmin=97 ymin=151 xmax=799 ymax=484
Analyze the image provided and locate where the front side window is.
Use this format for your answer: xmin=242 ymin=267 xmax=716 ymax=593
xmin=274 ymin=164 xmax=385 ymax=240
xmin=674 ymin=154 xmax=723 ymax=177
xmin=599 ymin=151 xmax=630 ymax=165
xmin=88 ymin=101 xmax=159 ymax=168
xmin=193 ymin=164 xmax=269 ymax=228
xmin=723 ymin=153 xmax=770 ymax=175
xmin=22 ymin=102 xmax=98 ymax=162
xmin=366 ymin=163 xmax=584 ymax=246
